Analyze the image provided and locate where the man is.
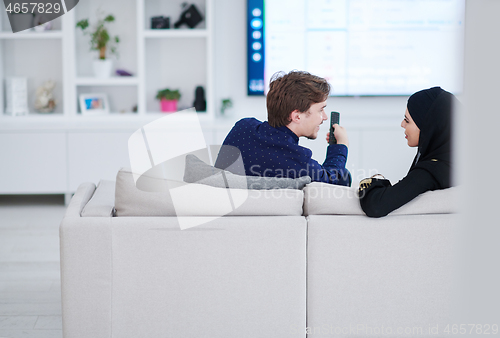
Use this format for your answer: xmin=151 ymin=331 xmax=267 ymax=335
xmin=215 ymin=70 xmax=351 ymax=186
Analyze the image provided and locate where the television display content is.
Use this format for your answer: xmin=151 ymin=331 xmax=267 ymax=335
xmin=247 ymin=0 xmax=465 ymax=96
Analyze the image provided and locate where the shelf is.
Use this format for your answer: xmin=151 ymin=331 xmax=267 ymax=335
xmin=143 ymin=29 xmax=208 ymax=38
xmin=0 ymin=111 xmax=231 ymax=132
xmin=146 ymin=110 xmax=209 ymax=117
xmin=144 ymin=110 xmax=215 ymax=122
xmin=0 ymin=0 xmax=214 ymax=119
xmin=75 ymin=77 xmax=139 ymax=86
xmin=0 ymin=31 xmax=63 ymax=39
xmin=0 ymin=112 xmax=64 ymax=118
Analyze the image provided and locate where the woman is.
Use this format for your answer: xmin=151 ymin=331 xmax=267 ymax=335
xmin=359 ymin=86 xmax=457 ymax=217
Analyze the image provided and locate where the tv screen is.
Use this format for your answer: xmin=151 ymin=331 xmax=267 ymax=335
xmin=247 ymin=0 xmax=465 ymax=96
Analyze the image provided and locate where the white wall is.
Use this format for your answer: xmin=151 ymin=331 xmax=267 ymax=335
xmin=454 ymin=0 xmax=499 ymax=326
xmin=213 ymin=0 xmax=412 ymax=121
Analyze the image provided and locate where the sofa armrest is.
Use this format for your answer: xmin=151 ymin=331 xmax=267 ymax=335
xmin=59 ymin=213 xmax=112 ymax=338
xmin=60 ymin=181 xmax=114 ymax=338
xmin=81 ymin=180 xmax=115 ymax=217
xmin=64 ymin=183 xmax=96 ymax=218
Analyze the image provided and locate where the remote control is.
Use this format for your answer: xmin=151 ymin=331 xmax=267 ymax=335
xmin=329 ymin=111 xmax=340 ymax=145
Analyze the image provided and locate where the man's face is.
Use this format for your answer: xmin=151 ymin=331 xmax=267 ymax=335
xmin=300 ymin=100 xmax=328 ymax=139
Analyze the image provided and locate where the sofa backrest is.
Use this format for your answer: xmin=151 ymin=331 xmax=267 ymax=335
xmin=114 ymin=168 xmax=305 ymax=217
xmin=79 ymin=170 xmax=458 ymax=219
xmin=303 ymin=182 xmax=459 ymax=216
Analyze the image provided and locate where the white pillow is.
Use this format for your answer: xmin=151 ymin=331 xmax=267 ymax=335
xmin=184 ymin=154 xmax=311 ymax=189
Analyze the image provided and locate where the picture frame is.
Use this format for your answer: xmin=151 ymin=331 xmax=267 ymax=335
xmin=79 ymin=93 xmax=110 ymax=115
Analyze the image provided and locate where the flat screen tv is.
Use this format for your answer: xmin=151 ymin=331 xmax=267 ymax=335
xmin=247 ymin=0 xmax=465 ymax=96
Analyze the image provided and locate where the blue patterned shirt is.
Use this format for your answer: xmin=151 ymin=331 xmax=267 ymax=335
xmin=215 ymin=118 xmax=351 ymax=186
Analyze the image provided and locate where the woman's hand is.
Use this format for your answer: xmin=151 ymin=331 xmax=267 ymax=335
xmin=326 ymin=124 xmax=349 ymax=147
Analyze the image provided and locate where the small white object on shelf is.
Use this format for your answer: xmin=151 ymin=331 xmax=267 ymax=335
xmin=79 ymin=93 xmax=110 ymax=115
xmin=35 ymin=80 xmax=57 ymax=113
xmin=33 ymin=14 xmax=53 ymax=32
xmin=5 ymin=77 xmax=29 ymax=116
xmin=93 ymin=59 xmax=114 ymax=78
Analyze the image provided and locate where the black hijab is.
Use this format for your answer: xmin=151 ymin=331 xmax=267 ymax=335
xmin=406 ymin=86 xmax=457 ymax=188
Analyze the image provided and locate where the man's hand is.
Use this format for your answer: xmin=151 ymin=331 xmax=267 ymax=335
xmin=326 ymin=124 xmax=349 ymax=147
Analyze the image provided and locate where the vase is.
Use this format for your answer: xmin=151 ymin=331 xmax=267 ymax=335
xmin=221 ymin=107 xmax=234 ymax=118
xmin=160 ymin=99 xmax=178 ymax=112
xmin=93 ymin=59 xmax=114 ymax=78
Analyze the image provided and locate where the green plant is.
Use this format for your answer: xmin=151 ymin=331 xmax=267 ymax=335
xmin=220 ymin=98 xmax=233 ymax=114
xmin=156 ymin=88 xmax=181 ymax=101
xmin=76 ymin=12 xmax=119 ymax=60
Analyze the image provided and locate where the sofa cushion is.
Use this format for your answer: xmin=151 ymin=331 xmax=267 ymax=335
xmin=81 ymin=180 xmax=116 ymax=217
xmin=303 ymin=182 xmax=458 ymax=216
xmin=114 ymin=169 xmax=180 ymax=217
xmin=184 ymin=154 xmax=311 ymax=189
xmin=115 ymin=168 xmax=304 ymax=217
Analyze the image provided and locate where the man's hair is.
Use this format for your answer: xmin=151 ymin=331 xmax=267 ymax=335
xmin=267 ymin=70 xmax=331 ymax=128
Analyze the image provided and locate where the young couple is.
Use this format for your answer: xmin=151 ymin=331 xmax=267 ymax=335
xmin=215 ymin=70 xmax=457 ymax=218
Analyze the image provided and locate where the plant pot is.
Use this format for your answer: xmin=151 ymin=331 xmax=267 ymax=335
xmin=93 ymin=59 xmax=113 ymax=78
xmin=160 ymin=99 xmax=178 ymax=112
xmin=221 ymin=107 xmax=234 ymax=118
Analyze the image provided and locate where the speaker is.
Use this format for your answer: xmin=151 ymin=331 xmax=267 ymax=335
xmin=193 ymin=86 xmax=206 ymax=112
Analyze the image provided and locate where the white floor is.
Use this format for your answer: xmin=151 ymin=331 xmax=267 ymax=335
xmin=0 ymin=195 xmax=66 ymax=338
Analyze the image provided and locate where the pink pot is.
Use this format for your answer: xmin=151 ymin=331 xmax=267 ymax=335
xmin=160 ymin=99 xmax=178 ymax=112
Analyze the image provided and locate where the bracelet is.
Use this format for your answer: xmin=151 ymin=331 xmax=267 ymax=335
xmin=359 ymin=174 xmax=386 ymax=191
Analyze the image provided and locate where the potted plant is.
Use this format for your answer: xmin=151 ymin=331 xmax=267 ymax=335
xmin=76 ymin=12 xmax=120 ymax=78
xmin=156 ymin=88 xmax=181 ymax=112
xmin=220 ymin=98 xmax=233 ymax=117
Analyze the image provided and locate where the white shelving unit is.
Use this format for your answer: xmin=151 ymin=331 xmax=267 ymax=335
xmin=138 ymin=0 xmax=213 ymax=118
xmin=0 ymin=0 xmax=214 ymax=119
xmin=0 ymin=0 xmax=218 ymax=200
xmin=0 ymin=9 xmax=66 ymax=116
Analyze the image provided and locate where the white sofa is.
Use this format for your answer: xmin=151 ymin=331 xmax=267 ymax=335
xmin=59 ymin=170 xmax=460 ymax=338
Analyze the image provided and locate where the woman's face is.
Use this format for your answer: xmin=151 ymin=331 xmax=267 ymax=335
xmin=401 ymin=108 xmax=420 ymax=147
